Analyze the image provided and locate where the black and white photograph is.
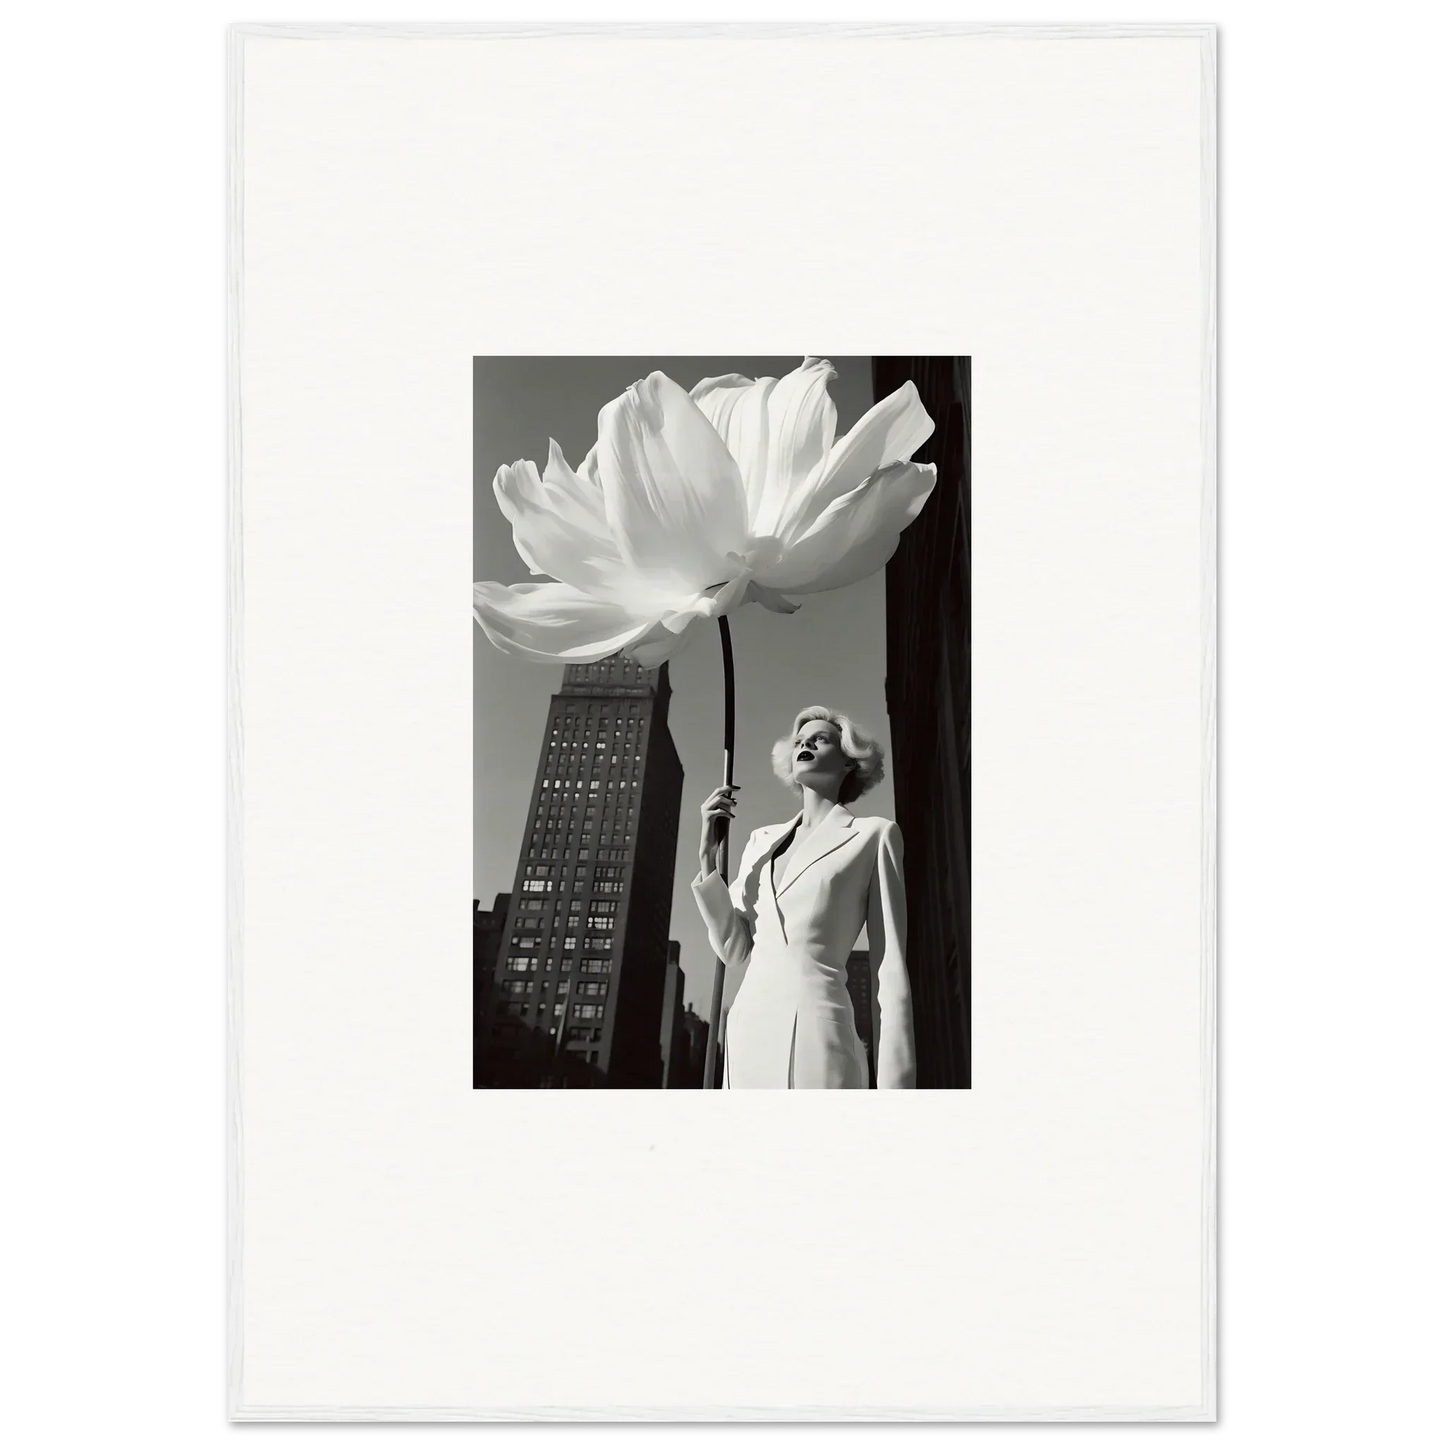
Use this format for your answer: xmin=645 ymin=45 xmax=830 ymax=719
xmin=473 ymin=357 xmax=971 ymax=1089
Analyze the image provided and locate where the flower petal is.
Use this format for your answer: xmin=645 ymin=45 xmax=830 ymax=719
xmin=596 ymin=372 xmax=749 ymax=594
xmin=493 ymin=457 xmax=635 ymax=603
xmin=759 ymin=461 xmax=938 ymax=594
xmin=744 ymin=581 xmax=801 ymax=614
xmin=472 ymin=581 xmax=658 ymax=662
xmin=776 ymin=379 xmax=935 ymax=543
xmin=657 ymin=571 xmax=755 ymax=633
xmin=542 ymin=437 xmax=609 ymax=533
xmin=751 ymin=357 xmax=838 ymax=538
xmin=623 ymin=622 xmax=692 ymax=668
xmin=691 ymin=358 xmax=839 ymax=539
xmin=690 ymin=372 xmax=777 ymax=522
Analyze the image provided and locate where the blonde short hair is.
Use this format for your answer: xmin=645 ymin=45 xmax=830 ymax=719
xmin=771 ymin=706 xmax=886 ymax=806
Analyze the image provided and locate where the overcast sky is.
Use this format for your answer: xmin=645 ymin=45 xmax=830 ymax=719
xmin=474 ymin=356 xmax=893 ymax=1015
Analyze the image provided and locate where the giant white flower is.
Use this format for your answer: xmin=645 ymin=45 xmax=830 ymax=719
xmin=473 ymin=357 xmax=937 ymax=666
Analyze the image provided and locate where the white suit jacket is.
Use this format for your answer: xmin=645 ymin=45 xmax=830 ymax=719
xmin=692 ymin=802 xmax=916 ymax=1089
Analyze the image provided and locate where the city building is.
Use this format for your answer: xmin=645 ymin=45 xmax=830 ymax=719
xmin=845 ymin=949 xmax=877 ymax=1089
xmin=659 ymin=942 xmax=687 ymax=1088
xmin=877 ymin=356 xmax=972 ymax=1088
xmin=677 ymin=1004 xmax=709 ymax=1090
xmin=475 ymin=657 xmax=684 ymax=1088
xmin=472 ymin=892 xmax=510 ymax=1088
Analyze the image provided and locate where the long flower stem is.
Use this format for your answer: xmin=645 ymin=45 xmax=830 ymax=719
xmin=703 ymin=616 xmax=735 ymax=1089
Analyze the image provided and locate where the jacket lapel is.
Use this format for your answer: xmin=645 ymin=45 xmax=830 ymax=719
xmin=775 ymin=804 xmax=856 ymax=898
xmin=762 ymin=814 xmax=802 ymax=910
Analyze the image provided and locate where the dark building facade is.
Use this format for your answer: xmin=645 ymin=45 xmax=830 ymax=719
xmin=472 ymin=892 xmax=510 ymax=1087
xmin=676 ymin=1004 xmax=708 ymax=1090
xmin=845 ymin=949 xmax=877 ymax=1089
xmin=659 ymin=942 xmax=687 ymax=1088
xmin=475 ymin=657 xmax=684 ymax=1088
xmin=876 ymin=356 xmax=972 ymax=1088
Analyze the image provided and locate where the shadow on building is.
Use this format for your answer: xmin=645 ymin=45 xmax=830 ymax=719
xmin=876 ymin=356 xmax=971 ymax=1088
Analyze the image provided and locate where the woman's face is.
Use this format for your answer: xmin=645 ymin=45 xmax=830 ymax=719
xmin=791 ymin=720 xmax=851 ymax=796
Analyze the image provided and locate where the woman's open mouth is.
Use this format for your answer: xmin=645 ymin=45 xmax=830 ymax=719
xmin=796 ymin=750 xmax=815 ymax=763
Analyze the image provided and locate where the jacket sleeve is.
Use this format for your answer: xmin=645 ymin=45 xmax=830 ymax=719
xmin=868 ymin=821 xmax=916 ymax=1088
xmin=690 ymin=833 xmax=758 ymax=973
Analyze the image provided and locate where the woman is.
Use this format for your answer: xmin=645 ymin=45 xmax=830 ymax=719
xmin=692 ymin=706 xmax=916 ymax=1089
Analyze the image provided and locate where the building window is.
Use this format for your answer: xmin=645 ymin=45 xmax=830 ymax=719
xmin=579 ymin=957 xmax=611 ymax=974
xmin=583 ymin=936 xmax=611 ymax=951
xmin=576 ymin=980 xmax=608 ymax=997
xmin=562 ymin=935 xmax=577 ymax=950
xmin=500 ymin=979 xmax=535 ymax=997
xmin=506 ymin=956 xmax=538 ymax=971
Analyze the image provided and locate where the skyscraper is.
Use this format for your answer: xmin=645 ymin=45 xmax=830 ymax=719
xmin=677 ymin=1004 xmax=708 ymax=1090
xmin=659 ymin=941 xmax=687 ymax=1089
xmin=844 ymin=948 xmax=876 ymax=1089
xmin=475 ymin=657 xmax=684 ymax=1088
xmin=473 ymin=892 xmax=510 ymax=1088
xmin=877 ymin=356 xmax=972 ymax=1088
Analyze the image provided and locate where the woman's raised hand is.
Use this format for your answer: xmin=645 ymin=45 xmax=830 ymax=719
xmin=698 ymin=784 xmax=739 ymax=874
